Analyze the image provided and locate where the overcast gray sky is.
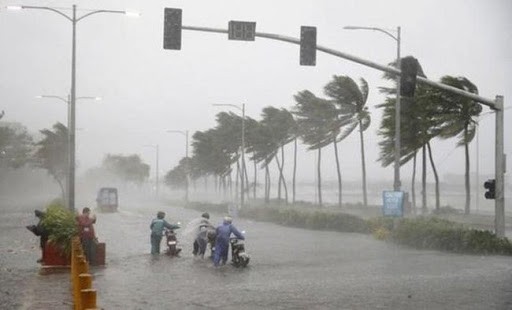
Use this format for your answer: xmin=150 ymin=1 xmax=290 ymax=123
xmin=1 ymin=0 xmax=511 ymax=185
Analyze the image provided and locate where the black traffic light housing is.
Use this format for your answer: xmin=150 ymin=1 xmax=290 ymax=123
xmin=484 ymin=179 xmax=496 ymax=199
xmin=163 ymin=8 xmax=182 ymax=50
xmin=300 ymin=26 xmax=317 ymax=66
xmin=400 ymin=56 xmax=419 ymax=97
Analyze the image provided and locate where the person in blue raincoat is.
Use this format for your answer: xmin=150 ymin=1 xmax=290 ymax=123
xmin=150 ymin=211 xmax=180 ymax=254
xmin=213 ymin=216 xmax=244 ymax=266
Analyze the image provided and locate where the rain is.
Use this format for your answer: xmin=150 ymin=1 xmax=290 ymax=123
xmin=1 ymin=0 xmax=512 ymax=309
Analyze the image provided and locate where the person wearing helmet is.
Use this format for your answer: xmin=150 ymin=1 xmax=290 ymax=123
xmin=150 ymin=211 xmax=180 ymax=255
xmin=192 ymin=212 xmax=215 ymax=258
xmin=213 ymin=215 xmax=244 ymax=267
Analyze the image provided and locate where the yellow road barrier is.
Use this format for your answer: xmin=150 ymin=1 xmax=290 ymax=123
xmin=71 ymin=236 xmax=99 ymax=310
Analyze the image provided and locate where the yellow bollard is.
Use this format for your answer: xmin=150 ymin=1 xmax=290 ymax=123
xmin=74 ymin=256 xmax=88 ymax=310
xmin=81 ymin=288 xmax=97 ymax=309
xmin=79 ymin=273 xmax=92 ymax=290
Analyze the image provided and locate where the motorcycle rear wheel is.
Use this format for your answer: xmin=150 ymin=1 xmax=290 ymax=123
xmin=167 ymin=245 xmax=176 ymax=256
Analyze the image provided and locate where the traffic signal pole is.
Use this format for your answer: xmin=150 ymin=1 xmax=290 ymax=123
xmin=178 ymin=24 xmax=506 ymax=237
xmin=495 ymin=96 xmax=505 ymax=237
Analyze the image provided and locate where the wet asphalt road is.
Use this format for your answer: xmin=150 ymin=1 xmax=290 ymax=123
xmin=91 ymin=204 xmax=512 ymax=310
xmin=2 ymin=203 xmax=512 ymax=309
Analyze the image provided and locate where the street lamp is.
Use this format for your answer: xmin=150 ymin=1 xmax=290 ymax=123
xmin=167 ymin=130 xmax=189 ymax=203
xmin=212 ymin=103 xmax=246 ymax=209
xmin=344 ymin=25 xmax=402 ymax=192
xmin=144 ymin=144 xmax=160 ymax=197
xmin=36 ymin=94 xmax=101 ymax=131
xmin=7 ymin=4 xmax=137 ymax=211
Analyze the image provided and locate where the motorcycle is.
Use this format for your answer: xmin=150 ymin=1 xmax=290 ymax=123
xmin=164 ymin=225 xmax=182 ymax=256
xmin=230 ymin=236 xmax=250 ymax=267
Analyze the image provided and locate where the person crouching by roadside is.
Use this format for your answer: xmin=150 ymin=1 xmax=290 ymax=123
xmin=213 ymin=216 xmax=244 ymax=267
xmin=26 ymin=209 xmax=49 ymax=263
xmin=150 ymin=211 xmax=180 ymax=255
xmin=77 ymin=207 xmax=97 ymax=265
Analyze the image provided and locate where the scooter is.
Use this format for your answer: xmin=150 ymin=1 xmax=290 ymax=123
xmin=164 ymin=226 xmax=182 ymax=256
xmin=230 ymin=236 xmax=250 ymax=267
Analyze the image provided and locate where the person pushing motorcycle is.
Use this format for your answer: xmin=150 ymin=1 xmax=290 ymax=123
xmin=193 ymin=212 xmax=215 ymax=258
xmin=213 ymin=216 xmax=244 ymax=267
xmin=150 ymin=211 xmax=180 ymax=255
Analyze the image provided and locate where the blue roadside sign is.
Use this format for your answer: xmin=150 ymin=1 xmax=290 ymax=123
xmin=382 ymin=191 xmax=404 ymax=217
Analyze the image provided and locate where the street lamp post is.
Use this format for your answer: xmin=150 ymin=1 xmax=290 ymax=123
xmin=212 ymin=103 xmax=246 ymax=209
xmin=36 ymin=94 xmax=101 ymax=207
xmin=8 ymin=5 xmax=137 ymax=211
xmin=344 ymin=25 xmax=402 ymax=192
xmin=167 ymin=130 xmax=189 ymax=203
xmin=144 ymin=144 xmax=160 ymax=197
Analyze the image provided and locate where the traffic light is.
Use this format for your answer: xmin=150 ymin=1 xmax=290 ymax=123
xmin=484 ymin=179 xmax=496 ymax=199
xmin=163 ymin=8 xmax=182 ymax=50
xmin=300 ymin=26 xmax=316 ymax=66
xmin=400 ymin=56 xmax=419 ymax=97
xmin=228 ymin=21 xmax=256 ymax=41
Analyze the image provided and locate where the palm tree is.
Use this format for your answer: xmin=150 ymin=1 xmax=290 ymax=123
xmin=377 ymin=57 xmax=442 ymax=212
xmin=294 ymin=90 xmax=341 ymax=207
xmin=34 ymin=122 xmax=68 ymax=200
xmin=430 ymin=76 xmax=482 ymax=214
xmin=324 ymin=75 xmax=371 ymax=206
xmin=259 ymin=107 xmax=295 ymax=203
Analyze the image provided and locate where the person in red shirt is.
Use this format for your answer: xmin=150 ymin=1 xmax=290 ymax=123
xmin=77 ymin=207 xmax=97 ymax=264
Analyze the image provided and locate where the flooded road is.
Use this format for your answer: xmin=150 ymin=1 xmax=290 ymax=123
xmin=1 ymin=202 xmax=512 ymax=309
xmin=91 ymin=204 xmax=512 ymax=309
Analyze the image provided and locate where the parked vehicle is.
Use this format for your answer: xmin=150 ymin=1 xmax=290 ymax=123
xmin=164 ymin=226 xmax=182 ymax=256
xmin=96 ymin=187 xmax=118 ymax=212
xmin=230 ymin=237 xmax=250 ymax=267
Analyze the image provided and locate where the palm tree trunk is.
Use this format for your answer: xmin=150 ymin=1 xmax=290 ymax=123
xmin=235 ymin=160 xmax=240 ymax=203
xmin=275 ymin=151 xmax=289 ymax=204
xmin=422 ymin=145 xmax=427 ymax=214
xmin=229 ymin=173 xmax=233 ymax=201
xmin=464 ymin=127 xmax=471 ymax=215
xmin=358 ymin=120 xmax=368 ymax=207
xmin=317 ymin=147 xmax=323 ymax=207
xmin=333 ymin=138 xmax=342 ymax=208
xmin=412 ymin=153 xmax=417 ymax=214
xmin=275 ymin=155 xmax=282 ymax=201
xmin=280 ymin=145 xmax=288 ymax=203
xmin=293 ymin=138 xmax=297 ymax=204
xmin=253 ymin=158 xmax=257 ymax=199
xmin=56 ymin=177 xmax=65 ymax=203
xmin=214 ymin=175 xmax=219 ymax=194
xmin=427 ymin=142 xmax=440 ymax=210
xmin=265 ymin=159 xmax=270 ymax=204
xmin=244 ymin=157 xmax=250 ymax=201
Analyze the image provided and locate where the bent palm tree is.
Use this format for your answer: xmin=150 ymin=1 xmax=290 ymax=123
xmin=430 ymin=76 xmax=482 ymax=215
xmin=324 ymin=75 xmax=371 ymax=206
xmin=294 ymin=90 xmax=341 ymax=207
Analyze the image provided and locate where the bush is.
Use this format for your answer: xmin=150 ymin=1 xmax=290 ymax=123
xmin=41 ymin=200 xmax=78 ymax=256
xmin=390 ymin=217 xmax=512 ymax=255
xmin=182 ymin=202 xmax=512 ymax=256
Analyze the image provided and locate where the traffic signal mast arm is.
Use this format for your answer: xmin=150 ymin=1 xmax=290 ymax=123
xmin=182 ymin=25 xmax=498 ymax=108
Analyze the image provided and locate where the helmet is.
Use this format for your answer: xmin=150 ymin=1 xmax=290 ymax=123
xmin=201 ymin=212 xmax=210 ymax=219
xmin=157 ymin=211 xmax=165 ymax=219
xmin=223 ymin=216 xmax=232 ymax=224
